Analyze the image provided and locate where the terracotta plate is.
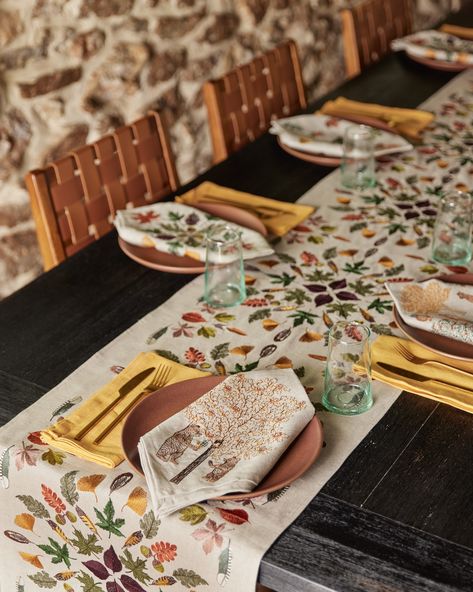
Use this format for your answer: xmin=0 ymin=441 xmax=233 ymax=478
xmin=277 ymin=137 xmax=341 ymax=167
xmin=407 ymin=52 xmax=470 ymax=72
xmin=121 ymin=375 xmax=324 ymax=501
xmin=118 ymin=202 xmax=267 ymax=274
xmin=392 ymin=273 xmax=473 ymax=361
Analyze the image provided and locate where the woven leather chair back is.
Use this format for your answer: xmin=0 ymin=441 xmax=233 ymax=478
xmin=203 ymin=40 xmax=306 ymax=163
xmin=341 ymin=0 xmax=413 ymax=78
xmin=26 ymin=111 xmax=179 ymax=270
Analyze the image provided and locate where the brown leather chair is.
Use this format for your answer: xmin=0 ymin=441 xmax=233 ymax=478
xmin=203 ymin=40 xmax=306 ymax=163
xmin=26 ymin=111 xmax=179 ymax=270
xmin=341 ymin=0 xmax=413 ymax=78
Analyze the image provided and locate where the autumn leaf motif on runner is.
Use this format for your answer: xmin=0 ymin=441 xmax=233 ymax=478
xmin=166 ymin=373 xmax=309 ymax=485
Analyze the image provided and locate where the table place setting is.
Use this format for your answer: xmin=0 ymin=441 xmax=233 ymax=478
xmin=2 ymin=65 xmax=473 ymax=592
xmin=392 ymin=28 xmax=473 ymax=70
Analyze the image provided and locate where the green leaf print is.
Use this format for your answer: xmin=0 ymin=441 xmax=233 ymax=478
xmin=349 ymin=280 xmax=374 ymax=296
xmin=305 ymin=269 xmax=334 ymax=282
xmin=120 ymin=549 xmax=152 ymax=584
xmin=173 ymin=568 xmax=208 ymax=588
xmin=210 ymin=342 xmax=230 ymax=360
xmin=146 ymin=327 xmax=168 ymax=344
xmin=16 ymin=495 xmax=50 ymax=519
xmin=285 ymin=288 xmax=311 ymax=305
xmin=387 ymin=223 xmax=407 ymax=235
xmin=197 ymin=326 xmax=216 ymax=339
xmin=385 ymin=264 xmax=405 ymax=277
xmin=140 ymin=510 xmax=161 ymax=538
xmin=60 ymin=471 xmax=79 ymax=506
xmin=178 ymin=504 xmax=207 ymax=525
xmin=368 ymin=298 xmax=393 ymax=313
xmin=268 ymin=272 xmax=296 ymax=286
xmin=77 ymin=571 xmax=104 ymax=592
xmin=326 ymin=302 xmax=357 ymax=318
xmin=233 ymin=361 xmax=259 ymax=373
xmin=288 ymin=310 xmax=317 ymax=327
xmin=370 ymin=324 xmax=393 ymax=336
xmin=70 ymin=529 xmax=103 ymax=556
xmin=94 ymin=500 xmax=125 ymax=538
xmin=248 ymin=309 xmax=271 ymax=323
xmin=38 ymin=536 xmax=71 ymax=568
xmin=27 ymin=571 xmax=56 ymax=589
xmin=277 ymin=252 xmax=296 ymax=264
xmin=217 ymin=542 xmax=232 ymax=585
xmin=322 ymin=247 xmax=337 ymax=260
xmin=342 ymin=260 xmax=369 ymax=275
xmin=214 ymin=313 xmax=235 ymax=323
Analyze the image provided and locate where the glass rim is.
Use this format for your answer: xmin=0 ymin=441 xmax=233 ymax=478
xmin=344 ymin=124 xmax=375 ymax=140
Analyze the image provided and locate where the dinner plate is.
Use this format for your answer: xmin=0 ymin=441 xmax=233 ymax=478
xmin=277 ymin=137 xmax=341 ymax=167
xmin=407 ymin=52 xmax=470 ymax=72
xmin=393 ymin=272 xmax=473 ymax=361
xmin=118 ymin=202 xmax=267 ymax=274
xmin=122 ymin=375 xmax=324 ymax=501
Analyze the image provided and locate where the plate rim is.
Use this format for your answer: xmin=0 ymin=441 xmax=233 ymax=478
xmin=121 ymin=375 xmax=324 ymax=501
xmin=406 ymin=52 xmax=470 ymax=71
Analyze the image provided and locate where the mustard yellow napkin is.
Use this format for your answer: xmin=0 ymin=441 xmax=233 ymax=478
xmin=41 ymin=352 xmax=210 ymax=468
xmin=175 ymin=181 xmax=314 ymax=237
xmin=319 ymin=97 xmax=434 ymax=142
xmin=372 ymin=335 xmax=473 ymax=414
xmin=439 ymin=25 xmax=473 ymax=42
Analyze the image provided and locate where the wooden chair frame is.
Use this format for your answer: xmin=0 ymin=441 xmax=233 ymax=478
xmin=203 ymin=40 xmax=307 ymax=163
xmin=26 ymin=111 xmax=179 ymax=270
xmin=341 ymin=0 xmax=413 ymax=78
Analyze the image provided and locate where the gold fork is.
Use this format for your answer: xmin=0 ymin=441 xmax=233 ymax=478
xmin=394 ymin=342 xmax=473 ymax=379
xmin=93 ymin=366 xmax=172 ymax=444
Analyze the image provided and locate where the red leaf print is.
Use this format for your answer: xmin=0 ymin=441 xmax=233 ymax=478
xmin=217 ymin=508 xmax=249 ymax=525
xmin=83 ymin=559 xmax=109 ymax=580
xmin=41 ymin=484 xmax=66 ymax=514
xmin=300 ymin=251 xmax=319 ymax=265
xmin=27 ymin=431 xmax=47 ymax=445
xmin=120 ymin=574 xmax=147 ymax=592
xmin=292 ymin=224 xmax=311 ymax=232
xmin=182 ymin=312 xmax=206 ymax=323
xmin=104 ymin=546 xmax=122 ymax=573
xmin=243 ymin=298 xmax=269 ymax=307
xmin=132 ymin=211 xmax=159 ymax=224
xmin=446 ymin=265 xmax=468 ymax=273
xmin=185 ymin=347 xmax=205 ymax=364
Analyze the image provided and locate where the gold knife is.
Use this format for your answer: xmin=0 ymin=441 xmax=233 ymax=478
xmin=74 ymin=367 xmax=155 ymax=441
xmin=377 ymin=362 xmax=473 ymax=393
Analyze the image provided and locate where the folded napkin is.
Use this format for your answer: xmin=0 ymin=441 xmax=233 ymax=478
xmin=270 ymin=114 xmax=413 ymax=158
xmin=372 ymin=335 xmax=473 ymax=414
xmin=138 ymin=368 xmax=314 ymax=516
xmin=319 ymin=97 xmax=434 ymax=141
xmin=41 ymin=352 xmax=209 ymax=468
xmin=386 ymin=279 xmax=473 ymax=345
xmin=175 ymin=181 xmax=314 ymax=237
xmin=392 ymin=30 xmax=473 ymax=65
xmin=114 ymin=202 xmax=274 ymax=262
xmin=439 ymin=24 xmax=473 ymax=41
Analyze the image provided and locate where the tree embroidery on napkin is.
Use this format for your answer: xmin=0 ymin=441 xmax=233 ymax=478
xmin=155 ymin=374 xmax=308 ymax=485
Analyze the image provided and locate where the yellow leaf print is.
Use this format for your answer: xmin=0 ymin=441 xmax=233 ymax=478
xmin=229 ymin=345 xmax=254 ymax=356
xmin=122 ymin=486 xmax=147 ymax=515
xmin=77 ymin=474 xmax=106 ymax=502
xmin=262 ymin=319 xmax=279 ymax=331
xmin=19 ymin=552 xmax=43 ymax=569
xmin=299 ymin=331 xmax=323 ymax=342
xmin=14 ymin=513 xmax=35 ymax=533
xmin=274 ymin=356 xmax=292 ymax=368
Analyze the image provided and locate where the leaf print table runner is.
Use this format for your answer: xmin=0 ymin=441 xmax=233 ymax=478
xmin=1 ymin=70 xmax=473 ymax=592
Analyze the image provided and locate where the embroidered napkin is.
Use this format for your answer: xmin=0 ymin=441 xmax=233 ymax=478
xmin=114 ymin=202 xmax=274 ymax=262
xmin=270 ymin=114 xmax=413 ymax=158
xmin=392 ymin=30 xmax=473 ymax=65
xmin=138 ymin=368 xmax=315 ymax=516
xmin=175 ymin=181 xmax=314 ymax=237
xmin=318 ymin=97 xmax=434 ymax=141
xmin=439 ymin=24 xmax=473 ymax=41
xmin=371 ymin=335 xmax=473 ymax=414
xmin=41 ymin=352 xmax=209 ymax=468
xmin=386 ymin=279 xmax=473 ymax=345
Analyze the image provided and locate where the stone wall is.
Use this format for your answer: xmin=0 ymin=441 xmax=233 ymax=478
xmin=0 ymin=0 xmax=456 ymax=298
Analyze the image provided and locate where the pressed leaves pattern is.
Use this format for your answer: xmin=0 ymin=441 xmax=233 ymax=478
xmin=2 ymin=74 xmax=473 ymax=591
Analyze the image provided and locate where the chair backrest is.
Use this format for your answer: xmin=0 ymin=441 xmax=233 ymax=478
xmin=26 ymin=111 xmax=179 ymax=270
xmin=341 ymin=0 xmax=413 ymax=78
xmin=203 ymin=40 xmax=306 ymax=163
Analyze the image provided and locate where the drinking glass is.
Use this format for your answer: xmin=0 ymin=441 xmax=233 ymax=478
xmin=432 ymin=191 xmax=473 ymax=266
xmin=340 ymin=124 xmax=376 ymax=189
xmin=322 ymin=321 xmax=372 ymax=415
xmin=204 ymin=224 xmax=246 ymax=307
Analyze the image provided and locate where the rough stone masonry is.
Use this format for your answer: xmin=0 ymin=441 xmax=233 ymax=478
xmin=0 ymin=0 xmax=453 ymax=298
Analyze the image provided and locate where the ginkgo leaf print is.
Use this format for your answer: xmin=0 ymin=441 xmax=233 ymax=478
xmin=77 ymin=474 xmax=106 ymax=502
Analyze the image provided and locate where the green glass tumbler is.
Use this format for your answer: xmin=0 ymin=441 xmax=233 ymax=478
xmin=204 ymin=224 xmax=246 ymax=308
xmin=432 ymin=191 xmax=473 ymax=266
xmin=322 ymin=321 xmax=372 ymax=415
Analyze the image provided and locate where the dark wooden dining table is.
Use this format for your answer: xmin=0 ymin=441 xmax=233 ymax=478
xmin=2 ymin=6 xmax=473 ymax=591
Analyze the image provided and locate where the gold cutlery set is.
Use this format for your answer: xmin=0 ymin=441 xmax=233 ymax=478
xmin=74 ymin=365 xmax=171 ymax=444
